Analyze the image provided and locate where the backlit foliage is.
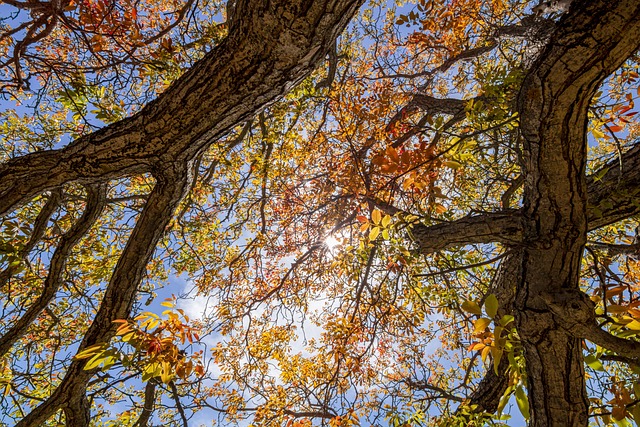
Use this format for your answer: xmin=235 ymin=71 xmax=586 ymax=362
xmin=1 ymin=0 xmax=640 ymax=426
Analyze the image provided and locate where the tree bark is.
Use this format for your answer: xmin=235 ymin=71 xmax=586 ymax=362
xmin=0 ymin=185 xmax=106 ymax=357
xmin=1 ymin=0 xmax=366 ymax=423
xmin=0 ymin=0 xmax=364 ymax=217
xmin=515 ymin=1 xmax=640 ymax=425
xmin=16 ymin=163 xmax=191 ymax=426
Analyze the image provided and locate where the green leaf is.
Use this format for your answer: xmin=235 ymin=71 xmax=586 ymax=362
xmin=496 ymin=386 xmax=513 ymax=417
xmin=473 ymin=317 xmax=491 ymax=333
xmin=491 ymin=347 xmax=503 ymax=375
xmin=633 ymin=404 xmax=640 ymax=426
xmin=499 ymin=314 xmax=514 ymax=327
xmin=584 ymin=354 xmax=605 ymax=371
xmin=484 ymin=294 xmax=498 ymax=318
xmin=461 ymin=300 xmax=482 ymax=315
xmin=515 ymin=385 xmax=530 ymax=420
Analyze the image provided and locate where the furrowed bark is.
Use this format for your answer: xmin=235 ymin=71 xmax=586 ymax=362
xmin=133 ymin=380 xmax=157 ymax=427
xmin=515 ymin=1 xmax=640 ymax=426
xmin=410 ymin=141 xmax=640 ymax=254
xmin=543 ymin=289 xmax=640 ymax=362
xmin=0 ymin=184 xmax=106 ymax=357
xmin=62 ymin=395 xmax=91 ymax=427
xmin=15 ymin=163 xmax=191 ymax=426
xmin=0 ymin=0 xmax=364 ymax=217
xmin=412 ymin=213 xmax=522 ymax=254
xmin=587 ymin=143 xmax=640 ymax=230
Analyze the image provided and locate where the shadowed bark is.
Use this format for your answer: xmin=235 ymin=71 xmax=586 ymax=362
xmin=465 ymin=251 xmax=521 ymax=414
xmin=409 ymin=141 xmax=640 ymax=255
xmin=515 ymin=1 xmax=640 ymax=425
xmin=0 ymin=0 xmax=364 ymax=217
xmin=16 ymin=163 xmax=191 ymax=426
xmin=3 ymin=0 xmax=640 ymax=425
xmin=4 ymin=0 xmax=367 ymax=424
xmin=0 ymin=185 xmax=106 ymax=357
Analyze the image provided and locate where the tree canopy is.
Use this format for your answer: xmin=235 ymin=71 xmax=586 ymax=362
xmin=1 ymin=0 xmax=640 ymax=426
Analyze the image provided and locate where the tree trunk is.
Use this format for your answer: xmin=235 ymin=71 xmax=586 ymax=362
xmin=515 ymin=1 xmax=640 ymax=425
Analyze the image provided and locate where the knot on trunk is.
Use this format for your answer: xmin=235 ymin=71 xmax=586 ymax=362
xmin=541 ymin=289 xmax=597 ymax=331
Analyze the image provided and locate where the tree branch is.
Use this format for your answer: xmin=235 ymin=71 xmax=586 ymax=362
xmin=133 ymin=380 xmax=157 ymax=427
xmin=542 ymin=289 xmax=640 ymax=362
xmin=0 ymin=189 xmax=62 ymax=288
xmin=0 ymin=0 xmax=364 ymax=217
xmin=411 ymin=212 xmax=522 ymax=254
xmin=15 ymin=163 xmax=191 ymax=426
xmin=408 ymin=141 xmax=640 ymax=255
xmin=0 ymin=184 xmax=106 ymax=357
xmin=463 ymin=250 xmax=521 ymax=414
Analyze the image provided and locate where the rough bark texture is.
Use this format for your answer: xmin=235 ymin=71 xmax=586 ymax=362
xmin=411 ymin=142 xmax=640 ymax=254
xmin=16 ymin=163 xmax=192 ymax=426
xmin=0 ymin=0 xmax=363 ymax=216
xmin=0 ymin=0 xmax=365 ymax=424
xmin=515 ymin=1 xmax=640 ymax=425
xmin=0 ymin=185 xmax=106 ymax=357
xmin=3 ymin=0 xmax=640 ymax=425
xmin=407 ymin=1 xmax=640 ymax=423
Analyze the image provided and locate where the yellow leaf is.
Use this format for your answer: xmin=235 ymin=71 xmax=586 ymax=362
xmin=468 ymin=342 xmax=485 ymax=351
xmin=74 ymin=344 xmax=105 ymax=360
xmin=626 ymin=319 xmax=640 ymax=331
xmin=481 ymin=345 xmax=491 ymax=362
xmin=372 ymin=209 xmax=382 ymax=225
xmin=381 ymin=214 xmax=391 ymax=228
xmin=607 ymin=304 xmax=629 ymax=314
xmin=161 ymin=361 xmax=172 ymax=384
xmin=474 ymin=317 xmax=491 ymax=333
xmin=443 ymin=160 xmax=462 ymax=169
xmin=461 ymin=300 xmax=482 ymax=315
xmin=161 ymin=301 xmax=174 ymax=308
xmin=369 ymin=227 xmax=380 ymax=241
xmin=515 ymin=385 xmax=530 ymax=420
xmin=116 ymin=323 xmax=132 ymax=336
xmin=434 ymin=203 xmax=447 ymax=214
xmin=84 ymin=352 xmax=107 ymax=370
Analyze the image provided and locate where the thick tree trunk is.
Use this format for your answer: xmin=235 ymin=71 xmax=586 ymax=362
xmin=515 ymin=1 xmax=640 ymax=425
xmin=0 ymin=0 xmax=363 ymax=217
xmin=8 ymin=0 xmax=367 ymax=424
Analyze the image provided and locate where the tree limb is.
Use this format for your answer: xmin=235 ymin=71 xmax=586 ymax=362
xmin=15 ymin=163 xmax=191 ymax=426
xmin=0 ymin=184 xmax=106 ymax=357
xmin=0 ymin=0 xmax=364 ymax=217
xmin=408 ymin=141 xmax=640 ymax=255
xmin=0 ymin=189 xmax=62 ymax=288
